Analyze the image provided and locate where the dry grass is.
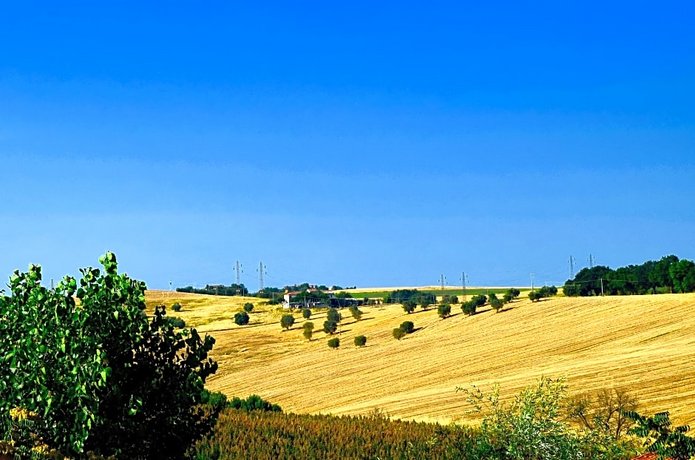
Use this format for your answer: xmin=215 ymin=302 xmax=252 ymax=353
xmin=146 ymin=290 xmax=695 ymax=428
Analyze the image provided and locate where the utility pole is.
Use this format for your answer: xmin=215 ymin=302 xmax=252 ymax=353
xmin=569 ymin=255 xmax=575 ymax=279
xmin=461 ymin=272 xmax=467 ymax=301
xmin=440 ymin=274 xmax=446 ymax=290
xmin=233 ymin=260 xmax=243 ymax=284
xmin=530 ymin=273 xmax=535 ymax=292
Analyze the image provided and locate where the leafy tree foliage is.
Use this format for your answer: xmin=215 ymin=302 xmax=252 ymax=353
xmin=323 ymin=320 xmax=338 ymax=335
xmin=327 ymin=308 xmax=342 ymax=323
xmin=400 ymin=321 xmax=415 ymax=334
xmin=0 ymin=253 xmax=218 ymax=459
xmin=564 ymin=255 xmax=695 ymax=296
xmin=280 ymin=314 xmax=295 ymax=330
xmin=402 ymin=300 xmax=417 ymax=314
xmin=441 ymin=294 xmax=458 ymax=304
xmin=566 ymin=387 xmax=637 ymax=440
xmin=462 ymin=294 xmax=486 ymax=316
xmin=626 ymin=410 xmax=695 ymax=460
xmin=392 ymin=328 xmax=406 ymax=340
xmin=354 ymin=335 xmax=367 ymax=347
xmin=438 ymin=303 xmax=452 ymax=318
xmin=385 ymin=289 xmax=435 ymax=305
xmin=303 ymin=322 xmax=314 ymax=341
xmin=172 ymin=302 xmax=182 ymax=312
xmin=243 ymin=302 xmax=254 ymax=312
xmin=349 ymin=305 xmax=363 ymax=321
xmin=234 ymin=311 xmax=250 ymax=326
xmin=327 ymin=338 xmax=340 ymax=349
xmin=166 ymin=316 xmax=186 ymax=328
xmin=177 ymin=283 xmax=248 ymax=296
xmin=229 ymin=395 xmax=282 ymax=413
xmin=489 ymin=294 xmax=503 ymax=313
xmin=302 ymin=308 xmax=312 ymax=319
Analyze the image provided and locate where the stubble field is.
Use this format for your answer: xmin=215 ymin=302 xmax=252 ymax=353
xmin=146 ymin=290 xmax=695 ymax=427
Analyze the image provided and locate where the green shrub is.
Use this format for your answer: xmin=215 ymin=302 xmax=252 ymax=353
xmin=303 ymin=322 xmax=314 ymax=341
xmin=172 ymin=302 xmax=182 ymax=312
xmin=243 ymin=302 xmax=254 ymax=312
xmin=354 ymin=335 xmax=367 ymax=347
xmin=400 ymin=321 xmax=415 ymax=334
xmin=402 ymin=300 xmax=417 ymax=314
xmin=438 ymin=303 xmax=451 ymax=318
xmin=302 ymin=308 xmax=312 ymax=319
xmin=166 ymin=316 xmax=186 ymax=328
xmin=280 ymin=314 xmax=295 ymax=330
xmin=323 ymin=320 xmax=338 ymax=334
xmin=392 ymin=328 xmax=406 ymax=340
xmin=349 ymin=305 xmax=363 ymax=321
xmin=229 ymin=394 xmax=282 ymax=412
xmin=327 ymin=308 xmax=342 ymax=323
xmin=234 ymin=311 xmax=250 ymax=326
xmin=327 ymin=338 xmax=340 ymax=349
xmin=461 ymin=300 xmax=477 ymax=316
xmin=489 ymin=293 xmax=503 ymax=313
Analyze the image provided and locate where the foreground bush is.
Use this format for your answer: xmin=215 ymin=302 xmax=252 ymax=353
xmin=0 ymin=253 xmax=219 ymax=459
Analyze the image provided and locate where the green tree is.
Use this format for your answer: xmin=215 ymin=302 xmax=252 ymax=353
xmin=303 ymin=322 xmax=314 ymax=341
xmin=323 ymin=320 xmax=338 ymax=334
xmin=626 ymin=410 xmax=695 ymax=460
xmin=392 ymin=328 xmax=406 ymax=340
xmin=402 ymin=300 xmax=417 ymax=314
xmin=327 ymin=338 xmax=340 ymax=349
xmin=0 ymin=253 xmax=218 ymax=459
xmin=354 ymin=335 xmax=367 ymax=347
xmin=234 ymin=311 xmax=250 ymax=326
xmin=400 ymin=321 xmax=415 ymax=334
xmin=349 ymin=305 xmax=363 ymax=321
xmin=280 ymin=314 xmax=295 ymax=330
xmin=243 ymin=302 xmax=254 ymax=312
xmin=302 ymin=308 xmax=312 ymax=319
xmin=327 ymin=308 xmax=342 ymax=323
xmin=670 ymin=259 xmax=695 ymax=293
xmin=489 ymin=293 xmax=503 ymax=313
xmin=437 ymin=303 xmax=451 ymax=318
xmin=172 ymin=302 xmax=182 ymax=312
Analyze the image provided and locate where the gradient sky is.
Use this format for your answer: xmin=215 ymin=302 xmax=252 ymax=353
xmin=1 ymin=1 xmax=694 ymax=290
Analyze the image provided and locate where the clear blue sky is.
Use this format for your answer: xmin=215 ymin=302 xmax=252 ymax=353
xmin=2 ymin=1 xmax=694 ymax=290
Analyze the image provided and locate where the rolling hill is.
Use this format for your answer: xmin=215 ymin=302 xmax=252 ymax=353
xmin=146 ymin=290 xmax=695 ymax=427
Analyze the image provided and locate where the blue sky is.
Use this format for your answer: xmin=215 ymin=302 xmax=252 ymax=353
xmin=1 ymin=1 xmax=694 ymax=290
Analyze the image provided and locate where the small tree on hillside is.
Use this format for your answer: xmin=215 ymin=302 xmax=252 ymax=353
xmin=393 ymin=328 xmax=406 ymax=340
xmin=489 ymin=293 xmax=503 ymax=313
xmin=302 ymin=322 xmax=314 ymax=341
xmin=349 ymin=305 xmax=363 ymax=321
xmin=323 ymin=320 xmax=338 ymax=334
xmin=402 ymin=300 xmax=417 ymax=314
xmin=462 ymin=301 xmax=477 ymax=316
xmin=354 ymin=335 xmax=367 ymax=347
xmin=420 ymin=300 xmax=430 ymax=311
xmin=438 ymin=303 xmax=451 ymax=319
xmin=327 ymin=338 xmax=340 ymax=349
xmin=234 ymin=311 xmax=250 ymax=326
xmin=400 ymin=321 xmax=415 ymax=334
xmin=172 ymin=302 xmax=182 ymax=312
xmin=243 ymin=302 xmax=254 ymax=313
xmin=302 ymin=308 xmax=311 ymax=319
xmin=280 ymin=314 xmax=295 ymax=330
xmin=327 ymin=308 xmax=342 ymax=323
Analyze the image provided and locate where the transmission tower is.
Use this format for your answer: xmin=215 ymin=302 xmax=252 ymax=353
xmin=569 ymin=255 xmax=575 ymax=279
xmin=440 ymin=274 xmax=446 ymax=290
xmin=258 ymin=262 xmax=267 ymax=291
xmin=460 ymin=272 xmax=468 ymax=301
xmin=233 ymin=260 xmax=243 ymax=285
xmin=589 ymin=254 xmax=594 ymax=269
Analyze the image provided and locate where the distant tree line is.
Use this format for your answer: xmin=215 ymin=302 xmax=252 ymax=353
xmin=385 ymin=289 xmax=436 ymax=305
xmin=177 ymin=283 xmax=249 ymax=296
xmin=563 ymin=255 xmax=695 ymax=296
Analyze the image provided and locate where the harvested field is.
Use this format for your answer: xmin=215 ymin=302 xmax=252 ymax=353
xmin=146 ymin=290 xmax=695 ymax=427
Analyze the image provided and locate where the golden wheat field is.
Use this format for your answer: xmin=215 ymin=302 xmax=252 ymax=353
xmin=146 ymin=290 xmax=695 ymax=427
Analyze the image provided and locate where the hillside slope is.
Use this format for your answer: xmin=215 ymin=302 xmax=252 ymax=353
xmin=146 ymin=291 xmax=695 ymax=426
